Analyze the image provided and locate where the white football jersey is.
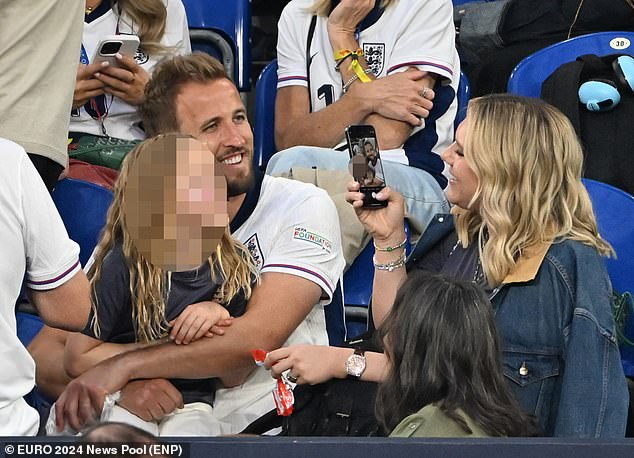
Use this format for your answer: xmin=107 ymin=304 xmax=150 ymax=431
xmin=277 ymin=0 xmax=460 ymax=184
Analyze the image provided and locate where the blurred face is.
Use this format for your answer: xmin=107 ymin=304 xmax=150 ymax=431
xmin=364 ymin=142 xmax=377 ymax=163
xmin=441 ymin=119 xmax=479 ymax=210
xmin=175 ymin=79 xmax=255 ymax=198
xmin=124 ymin=137 xmax=228 ymax=271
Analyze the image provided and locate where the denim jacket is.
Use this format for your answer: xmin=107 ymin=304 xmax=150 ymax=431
xmin=406 ymin=215 xmax=629 ymax=437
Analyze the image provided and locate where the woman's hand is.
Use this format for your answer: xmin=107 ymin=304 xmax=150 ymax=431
xmin=345 ymin=181 xmax=407 ymax=244
xmin=264 ymin=345 xmax=351 ymax=385
xmin=95 ymin=54 xmax=149 ymax=106
xmin=168 ymin=301 xmax=233 ymax=345
xmin=327 ymin=0 xmax=375 ymax=37
xmin=73 ymin=62 xmax=108 ymax=110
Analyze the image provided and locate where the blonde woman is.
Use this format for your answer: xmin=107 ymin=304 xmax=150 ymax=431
xmin=70 ymin=0 xmax=190 ymax=140
xmin=266 ymin=95 xmax=629 ymax=437
xmin=60 ymin=134 xmax=258 ymax=436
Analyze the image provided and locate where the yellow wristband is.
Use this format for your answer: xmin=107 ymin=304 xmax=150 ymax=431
xmin=334 ymin=48 xmax=362 ymax=61
xmin=349 ymin=56 xmax=371 ymax=83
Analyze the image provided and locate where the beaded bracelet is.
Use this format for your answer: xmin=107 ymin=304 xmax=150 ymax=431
xmin=373 ymin=238 xmax=407 ymax=253
xmin=373 ymin=252 xmax=406 ymax=272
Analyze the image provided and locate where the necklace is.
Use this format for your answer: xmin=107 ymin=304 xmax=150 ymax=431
xmin=85 ymin=0 xmax=102 ymax=15
xmin=449 ymin=240 xmax=484 ymax=285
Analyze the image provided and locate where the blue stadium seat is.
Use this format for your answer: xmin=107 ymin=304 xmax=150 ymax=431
xmin=344 ymin=224 xmax=411 ymax=338
xmin=254 ymin=59 xmax=471 ymax=170
xmin=16 ymin=312 xmax=45 ymax=348
xmin=455 ymin=71 xmax=471 ymax=130
xmin=508 ymin=31 xmax=634 ymax=97
xmin=182 ymin=0 xmax=251 ymax=91
xmin=253 ymin=59 xmax=279 ymax=171
xmin=583 ymin=178 xmax=634 ymax=377
xmin=51 ymin=178 xmax=113 ymax=268
xmin=452 ymin=0 xmax=489 ymax=6
xmin=326 ymin=283 xmax=347 ymax=346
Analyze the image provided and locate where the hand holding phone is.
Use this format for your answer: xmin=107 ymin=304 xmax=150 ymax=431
xmin=91 ymin=35 xmax=149 ymax=106
xmin=346 ymin=124 xmax=387 ymax=208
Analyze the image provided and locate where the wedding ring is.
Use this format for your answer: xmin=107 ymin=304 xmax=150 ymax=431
xmin=287 ymin=373 xmax=298 ymax=384
xmin=420 ymin=86 xmax=430 ymax=99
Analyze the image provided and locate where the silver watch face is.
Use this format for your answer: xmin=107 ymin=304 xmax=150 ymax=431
xmin=346 ymin=353 xmax=366 ymax=377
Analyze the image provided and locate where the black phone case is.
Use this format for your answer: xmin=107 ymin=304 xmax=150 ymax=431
xmin=345 ymin=125 xmax=387 ymax=208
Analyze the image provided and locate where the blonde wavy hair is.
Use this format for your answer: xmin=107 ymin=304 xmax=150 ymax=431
xmin=115 ymin=0 xmax=168 ymax=55
xmin=87 ymin=134 xmax=259 ymax=343
xmin=310 ymin=0 xmax=396 ymax=16
xmin=453 ymin=94 xmax=613 ymax=286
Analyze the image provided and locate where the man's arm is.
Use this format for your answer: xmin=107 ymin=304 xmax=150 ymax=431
xmin=28 ymin=269 xmax=91 ymax=331
xmin=28 ymin=326 xmax=72 ymax=399
xmin=55 ymin=272 xmax=322 ymax=431
xmin=64 ymin=330 xmax=147 ymax=378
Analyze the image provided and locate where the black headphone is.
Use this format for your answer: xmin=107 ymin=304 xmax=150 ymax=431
xmin=578 ymin=55 xmax=634 ymax=112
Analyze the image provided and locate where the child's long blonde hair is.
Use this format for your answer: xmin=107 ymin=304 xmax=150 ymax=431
xmin=87 ymin=134 xmax=258 ymax=343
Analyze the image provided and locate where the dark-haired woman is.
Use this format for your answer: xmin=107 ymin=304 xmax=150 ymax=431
xmin=381 ymin=271 xmax=536 ymax=437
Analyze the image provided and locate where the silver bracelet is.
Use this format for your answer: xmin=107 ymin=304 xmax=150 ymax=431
xmin=373 ymin=252 xmax=406 ymax=271
xmin=342 ymin=73 xmax=360 ymax=93
xmin=374 ymin=238 xmax=407 ymax=252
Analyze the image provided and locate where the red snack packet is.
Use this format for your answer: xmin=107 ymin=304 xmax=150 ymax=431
xmin=273 ymin=377 xmax=294 ymax=416
xmin=250 ymin=349 xmax=268 ymax=366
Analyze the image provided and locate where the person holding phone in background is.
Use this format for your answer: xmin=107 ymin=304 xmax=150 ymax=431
xmin=70 ymin=0 xmax=191 ymax=141
xmin=267 ymin=0 xmax=457 ymax=241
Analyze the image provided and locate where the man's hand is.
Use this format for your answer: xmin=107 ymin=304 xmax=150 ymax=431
xmin=96 ymin=54 xmax=149 ymax=106
xmin=117 ymin=379 xmax=184 ymax=422
xmin=73 ymin=62 xmax=108 ymax=109
xmin=353 ymin=68 xmax=435 ymax=127
xmin=54 ymin=357 xmax=129 ymax=432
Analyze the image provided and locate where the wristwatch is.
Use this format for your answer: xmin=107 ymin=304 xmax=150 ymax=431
xmin=345 ymin=349 xmax=367 ymax=378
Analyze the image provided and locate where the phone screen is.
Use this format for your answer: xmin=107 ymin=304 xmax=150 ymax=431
xmin=345 ymin=124 xmax=387 ymax=208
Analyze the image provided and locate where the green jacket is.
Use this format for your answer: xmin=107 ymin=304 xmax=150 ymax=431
xmin=390 ymin=405 xmax=488 ymax=438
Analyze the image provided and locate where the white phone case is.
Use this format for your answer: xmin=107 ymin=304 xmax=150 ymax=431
xmin=92 ymin=34 xmax=140 ymax=67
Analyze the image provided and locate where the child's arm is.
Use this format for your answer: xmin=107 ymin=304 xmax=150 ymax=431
xmin=168 ymin=301 xmax=232 ymax=345
xmin=64 ymin=332 xmax=157 ymax=378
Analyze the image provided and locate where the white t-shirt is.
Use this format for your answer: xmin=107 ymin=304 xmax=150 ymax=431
xmin=0 ymin=138 xmax=81 ymax=436
xmin=69 ymin=0 xmax=191 ymax=140
xmin=277 ymin=0 xmax=460 ymax=184
xmin=212 ymin=174 xmax=345 ymax=433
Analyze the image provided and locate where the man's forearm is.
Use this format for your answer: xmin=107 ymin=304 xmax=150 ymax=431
xmin=276 ymin=90 xmax=373 ymax=150
xmin=111 ymin=324 xmax=257 ymax=384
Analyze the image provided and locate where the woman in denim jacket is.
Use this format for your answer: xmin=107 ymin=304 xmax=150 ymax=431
xmin=265 ymin=94 xmax=628 ymax=437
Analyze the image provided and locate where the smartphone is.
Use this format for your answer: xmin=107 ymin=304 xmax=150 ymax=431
xmin=92 ymin=34 xmax=140 ymax=67
xmin=345 ymin=124 xmax=387 ymax=208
